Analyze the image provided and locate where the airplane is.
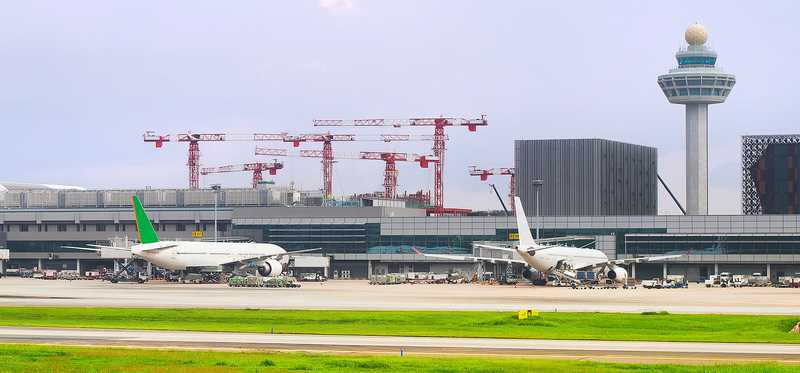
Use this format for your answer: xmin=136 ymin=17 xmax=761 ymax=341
xmin=64 ymin=196 xmax=316 ymax=282
xmin=414 ymin=196 xmax=681 ymax=286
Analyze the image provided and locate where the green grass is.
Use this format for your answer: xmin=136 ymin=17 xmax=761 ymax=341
xmin=0 ymin=344 xmax=796 ymax=372
xmin=0 ymin=307 xmax=799 ymax=344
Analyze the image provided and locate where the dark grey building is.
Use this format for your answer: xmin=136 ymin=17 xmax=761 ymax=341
xmin=515 ymin=139 xmax=657 ymax=216
xmin=742 ymin=135 xmax=800 ymax=215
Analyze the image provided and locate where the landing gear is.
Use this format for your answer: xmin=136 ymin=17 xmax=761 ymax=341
xmin=106 ymin=260 xmax=148 ymax=284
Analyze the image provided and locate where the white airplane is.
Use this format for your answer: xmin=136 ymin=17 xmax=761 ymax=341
xmin=415 ymin=197 xmax=681 ymax=285
xmin=65 ymin=196 xmax=315 ymax=281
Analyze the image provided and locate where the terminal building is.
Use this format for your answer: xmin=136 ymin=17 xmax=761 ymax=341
xmin=1 ymin=184 xmax=800 ymax=282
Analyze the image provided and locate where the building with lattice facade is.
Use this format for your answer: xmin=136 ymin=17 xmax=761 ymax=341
xmin=742 ymin=135 xmax=800 ymax=214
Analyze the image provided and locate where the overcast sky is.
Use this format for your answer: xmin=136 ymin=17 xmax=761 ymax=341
xmin=2 ymin=1 xmax=798 ymax=214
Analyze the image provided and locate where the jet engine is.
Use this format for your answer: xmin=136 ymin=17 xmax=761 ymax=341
xmin=605 ymin=266 xmax=628 ymax=283
xmin=256 ymin=258 xmax=284 ymax=277
xmin=522 ymin=268 xmax=537 ymax=281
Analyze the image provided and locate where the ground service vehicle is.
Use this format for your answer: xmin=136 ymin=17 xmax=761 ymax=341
xmin=642 ymin=278 xmax=662 ymax=289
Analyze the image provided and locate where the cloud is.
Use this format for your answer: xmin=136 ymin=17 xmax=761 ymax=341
xmin=320 ymin=0 xmax=353 ymax=10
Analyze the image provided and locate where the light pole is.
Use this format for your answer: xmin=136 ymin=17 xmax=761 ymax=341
xmin=211 ymin=184 xmax=221 ymax=242
xmin=531 ymin=180 xmax=543 ymax=239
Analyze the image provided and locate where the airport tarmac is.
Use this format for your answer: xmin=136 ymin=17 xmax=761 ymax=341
xmin=0 ymin=278 xmax=799 ymax=314
xmin=1 ymin=326 xmax=799 ymax=364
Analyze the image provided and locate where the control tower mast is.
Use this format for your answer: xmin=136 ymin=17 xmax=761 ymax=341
xmin=658 ymin=24 xmax=736 ymax=215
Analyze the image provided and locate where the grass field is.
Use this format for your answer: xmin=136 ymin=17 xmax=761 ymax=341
xmin=0 ymin=344 xmax=796 ymax=373
xmin=0 ymin=307 xmax=798 ymax=343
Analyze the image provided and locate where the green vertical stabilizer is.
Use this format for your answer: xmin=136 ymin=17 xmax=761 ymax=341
xmin=132 ymin=196 xmax=159 ymax=244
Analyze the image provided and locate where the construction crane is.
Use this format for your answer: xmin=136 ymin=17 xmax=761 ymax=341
xmin=256 ymin=148 xmax=437 ymax=199
xmin=143 ymin=131 xmax=287 ymax=189
xmin=313 ymin=115 xmax=488 ymax=215
xmin=360 ymin=151 xmax=437 ymax=199
xmin=468 ymin=166 xmax=516 ymax=213
xmin=259 ymin=133 xmax=439 ymax=199
xmin=200 ymin=160 xmax=284 ymax=189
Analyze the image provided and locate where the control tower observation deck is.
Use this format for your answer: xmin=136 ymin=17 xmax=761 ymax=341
xmin=658 ymin=23 xmax=736 ymax=215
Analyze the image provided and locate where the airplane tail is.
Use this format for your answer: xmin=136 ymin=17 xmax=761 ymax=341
xmin=131 ymin=196 xmax=160 ymax=244
xmin=513 ymin=197 xmax=538 ymax=249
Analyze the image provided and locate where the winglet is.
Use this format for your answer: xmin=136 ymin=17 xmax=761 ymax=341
xmin=513 ymin=197 xmax=537 ymax=248
xmin=411 ymin=246 xmax=422 ymax=255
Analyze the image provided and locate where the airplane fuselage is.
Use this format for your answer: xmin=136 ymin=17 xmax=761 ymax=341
xmin=131 ymin=241 xmax=286 ymax=271
xmin=515 ymin=246 xmax=609 ymax=274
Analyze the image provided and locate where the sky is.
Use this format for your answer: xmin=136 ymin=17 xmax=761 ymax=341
xmin=1 ymin=1 xmax=799 ymax=214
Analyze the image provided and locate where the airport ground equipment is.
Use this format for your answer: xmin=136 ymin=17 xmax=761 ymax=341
xmin=257 ymin=148 xmax=437 ymax=199
xmin=447 ymin=272 xmax=466 ymax=284
xmin=469 ymin=167 xmax=516 ymax=213
xmin=299 ymin=273 xmax=326 ymax=282
xmin=57 ymin=271 xmax=79 ymax=280
xmin=746 ymin=273 xmax=771 ymax=287
xmin=42 ymin=270 xmax=58 ymax=280
xmin=664 ymin=275 xmax=688 ymax=288
xmin=775 ymin=274 xmax=800 ymax=288
xmin=705 ymin=272 xmax=737 ymax=288
xmin=369 ymin=273 xmax=407 ymax=285
xmin=228 ymin=275 xmax=300 ymax=288
xmin=201 ymin=161 xmax=284 ymax=188
xmin=314 ymin=115 xmax=488 ymax=215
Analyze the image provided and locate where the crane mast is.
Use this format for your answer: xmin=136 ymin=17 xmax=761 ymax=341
xmin=314 ymin=115 xmax=487 ymax=215
xmin=143 ymin=131 xmax=287 ymax=189
xmin=200 ymin=161 xmax=284 ymax=188
xmin=469 ymin=166 xmax=516 ymax=213
xmin=256 ymin=147 xmax=436 ymax=200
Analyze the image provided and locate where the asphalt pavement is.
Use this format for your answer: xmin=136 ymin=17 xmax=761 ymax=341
xmin=1 ymin=326 xmax=799 ymax=364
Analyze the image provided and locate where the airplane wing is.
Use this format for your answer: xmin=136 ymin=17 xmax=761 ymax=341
xmin=136 ymin=244 xmax=178 ymax=252
xmin=87 ymin=244 xmax=133 ymax=251
xmin=285 ymin=248 xmax=322 ymax=255
xmin=473 ymin=243 xmax=516 ymax=252
xmin=61 ymin=246 xmax=104 ymax=252
xmin=412 ymin=247 xmax=528 ymax=265
xmin=609 ymin=254 xmax=683 ymax=265
xmin=573 ymin=254 xmax=683 ymax=271
xmin=218 ymin=248 xmax=320 ymax=266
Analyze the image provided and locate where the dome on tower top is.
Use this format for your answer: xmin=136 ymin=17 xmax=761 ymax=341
xmin=685 ymin=23 xmax=708 ymax=45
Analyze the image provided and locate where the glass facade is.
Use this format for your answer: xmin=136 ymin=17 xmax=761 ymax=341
xmin=658 ymin=75 xmax=733 ymax=98
xmin=257 ymin=223 xmax=500 ymax=254
xmin=6 ymin=241 xmax=96 ymax=253
xmin=750 ymin=143 xmax=800 ymax=214
xmin=677 ymin=56 xmax=716 ymax=67
xmin=625 ymin=235 xmax=800 ymax=256
xmin=244 ymin=219 xmax=800 ymax=260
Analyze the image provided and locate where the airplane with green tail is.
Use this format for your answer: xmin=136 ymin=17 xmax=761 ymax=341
xmin=65 ymin=196 xmax=316 ymax=282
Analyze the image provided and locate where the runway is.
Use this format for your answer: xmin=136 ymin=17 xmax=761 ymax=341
xmin=1 ymin=278 xmax=799 ymax=314
xmin=1 ymin=326 xmax=799 ymax=364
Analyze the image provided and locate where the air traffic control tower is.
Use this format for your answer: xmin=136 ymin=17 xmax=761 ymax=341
xmin=658 ymin=23 xmax=735 ymax=215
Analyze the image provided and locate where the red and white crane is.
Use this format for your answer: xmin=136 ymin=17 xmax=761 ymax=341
xmin=468 ymin=166 xmax=516 ymax=213
xmin=143 ymin=131 xmax=287 ymax=189
xmin=256 ymin=147 xmax=437 ymax=199
xmin=313 ymin=115 xmax=488 ymax=215
xmin=200 ymin=160 xmax=284 ymax=189
xmin=263 ymin=133 xmax=438 ymax=199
